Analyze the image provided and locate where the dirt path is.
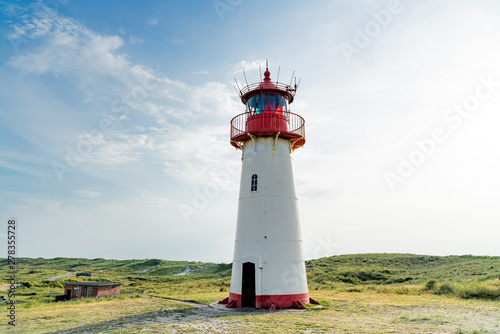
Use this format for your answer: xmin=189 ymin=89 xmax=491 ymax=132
xmin=0 ymin=283 xmax=23 ymax=291
xmin=48 ymin=297 xmax=305 ymax=333
xmin=46 ymin=272 xmax=75 ymax=281
xmin=38 ymin=293 xmax=500 ymax=333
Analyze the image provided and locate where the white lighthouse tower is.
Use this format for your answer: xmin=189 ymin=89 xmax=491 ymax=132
xmin=222 ymin=65 xmax=313 ymax=309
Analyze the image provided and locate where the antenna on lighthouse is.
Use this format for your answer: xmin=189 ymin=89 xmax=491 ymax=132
xmin=259 ymin=66 xmax=262 ymax=82
xmin=234 ymin=77 xmax=241 ymax=91
xmin=234 ymin=77 xmax=242 ymax=97
xmin=233 ymin=85 xmax=240 ymax=96
xmin=242 ymin=69 xmax=249 ymax=87
xmin=288 ymin=70 xmax=295 ymax=87
xmin=276 ymin=65 xmax=281 ymax=84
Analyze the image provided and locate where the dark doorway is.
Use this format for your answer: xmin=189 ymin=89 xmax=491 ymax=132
xmin=241 ymin=262 xmax=256 ymax=307
xmin=66 ymin=289 xmax=71 ymax=300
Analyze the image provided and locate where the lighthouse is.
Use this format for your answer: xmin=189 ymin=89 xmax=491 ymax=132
xmin=223 ymin=65 xmax=311 ymax=309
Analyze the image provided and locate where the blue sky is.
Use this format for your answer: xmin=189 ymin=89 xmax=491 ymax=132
xmin=1 ymin=0 xmax=500 ymax=262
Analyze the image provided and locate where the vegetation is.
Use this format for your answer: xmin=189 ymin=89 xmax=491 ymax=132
xmin=306 ymin=254 xmax=500 ymax=300
xmin=1 ymin=254 xmax=499 ymax=305
xmin=0 ymin=254 xmax=498 ymax=333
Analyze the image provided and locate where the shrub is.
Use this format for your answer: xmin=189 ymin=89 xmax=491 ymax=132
xmin=47 ymin=281 xmax=64 ymax=288
xmin=424 ymin=279 xmax=437 ymax=291
xmin=455 ymin=281 xmax=500 ymax=300
xmin=438 ymin=283 xmax=454 ymax=295
xmin=21 ymin=282 xmax=32 ymax=288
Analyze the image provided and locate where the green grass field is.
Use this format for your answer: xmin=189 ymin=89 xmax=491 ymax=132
xmin=0 ymin=254 xmax=499 ymax=333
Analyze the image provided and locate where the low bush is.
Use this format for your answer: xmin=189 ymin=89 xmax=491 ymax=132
xmin=437 ymin=282 xmax=454 ymax=295
xmin=454 ymin=281 xmax=500 ymax=300
xmin=424 ymin=279 xmax=437 ymax=291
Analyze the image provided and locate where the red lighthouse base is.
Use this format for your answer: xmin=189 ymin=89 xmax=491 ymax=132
xmin=222 ymin=292 xmax=311 ymax=309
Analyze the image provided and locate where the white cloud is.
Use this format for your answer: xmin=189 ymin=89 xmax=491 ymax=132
xmin=146 ymin=18 xmax=158 ymax=26
xmin=76 ymin=124 xmax=232 ymax=183
xmin=172 ymin=38 xmax=184 ymax=44
xmin=149 ymin=197 xmax=173 ymax=207
xmin=20 ymin=196 xmax=61 ymax=211
xmin=0 ymin=158 xmax=32 ymax=175
xmin=129 ymin=36 xmax=144 ymax=44
xmin=74 ymin=189 xmax=102 ymax=198
xmin=3 ymin=5 xmax=243 ymax=203
xmin=3 ymin=5 xmax=244 ymax=188
xmin=6 ymin=1 xmax=500 ymax=261
xmin=8 ymin=14 xmax=128 ymax=78
xmin=232 ymin=59 xmax=266 ymax=74
xmin=5 ymin=6 xmax=239 ymax=128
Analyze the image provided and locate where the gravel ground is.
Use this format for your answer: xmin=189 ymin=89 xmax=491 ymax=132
xmin=46 ymin=296 xmax=500 ymax=334
xmin=48 ymin=298 xmax=306 ymax=334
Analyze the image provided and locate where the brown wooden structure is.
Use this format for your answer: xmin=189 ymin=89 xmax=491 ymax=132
xmin=62 ymin=282 xmax=122 ymax=300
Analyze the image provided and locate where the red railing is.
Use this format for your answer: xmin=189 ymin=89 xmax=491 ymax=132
xmin=239 ymin=82 xmax=297 ymax=98
xmin=230 ymin=111 xmax=305 ymax=143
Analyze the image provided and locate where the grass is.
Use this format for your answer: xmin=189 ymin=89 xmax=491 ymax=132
xmin=305 ymin=253 xmax=500 ymax=301
xmin=1 ymin=254 xmax=500 ymax=306
xmin=306 ymin=254 xmax=500 ymax=286
xmin=0 ymin=296 xmax=193 ymax=333
xmin=101 ymin=292 xmax=500 ymax=333
xmin=0 ymin=254 xmax=499 ymax=332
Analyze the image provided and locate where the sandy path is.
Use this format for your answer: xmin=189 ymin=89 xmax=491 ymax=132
xmin=48 ymin=298 xmax=304 ymax=333
xmin=46 ymin=272 xmax=75 ymax=281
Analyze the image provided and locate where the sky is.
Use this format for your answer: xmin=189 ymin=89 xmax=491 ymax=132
xmin=0 ymin=0 xmax=499 ymax=262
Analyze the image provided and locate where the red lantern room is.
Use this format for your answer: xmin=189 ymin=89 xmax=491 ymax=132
xmin=230 ymin=67 xmax=305 ymax=151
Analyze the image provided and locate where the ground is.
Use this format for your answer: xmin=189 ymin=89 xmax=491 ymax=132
xmin=2 ymin=292 xmax=499 ymax=333
xmin=1 ymin=255 xmax=499 ymax=333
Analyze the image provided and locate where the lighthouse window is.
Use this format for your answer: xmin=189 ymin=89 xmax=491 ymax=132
xmin=251 ymin=174 xmax=258 ymax=192
xmin=247 ymin=95 xmax=263 ymax=114
xmin=263 ymin=94 xmax=279 ymax=111
xmin=247 ymin=93 xmax=288 ymax=115
xmin=264 ymin=94 xmax=287 ymax=114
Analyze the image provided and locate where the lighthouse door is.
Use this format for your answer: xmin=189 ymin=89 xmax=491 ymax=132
xmin=241 ymin=262 xmax=256 ymax=307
